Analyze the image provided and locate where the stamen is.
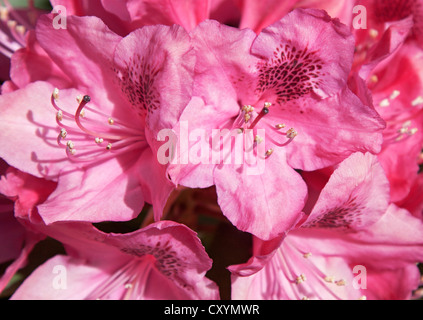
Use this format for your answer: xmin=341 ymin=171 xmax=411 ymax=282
xmin=303 ymin=252 xmax=312 ymax=259
xmin=6 ymin=19 xmax=16 ymax=30
xmin=241 ymin=105 xmax=254 ymax=124
xmin=275 ymin=124 xmax=286 ymax=129
xmin=370 ymin=75 xmax=378 ymax=83
xmin=56 ymin=110 xmax=63 ymax=122
xmin=369 ymin=28 xmax=379 ymax=39
xmin=106 ymin=143 xmax=112 ymax=150
xmin=335 ymin=279 xmax=346 ymax=286
xmin=286 ymin=128 xmax=298 ymax=139
xmin=60 ymin=128 xmax=67 ymax=138
xmin=412 ymin=96 xmax=423 ymax=107
xmin=379 ymin=98 xmax=390 ymax=107
xmin=295 ymin=274 xmax=307 ymax=285
xmin=15 ymin=24 xmax=25 ymax=35
xmin=66 ymin=141 xmax=75 ymax=149
xmin=265 ymin=148 xmax=274 ymax=157
xmin=108 ymin=118 xmax=114 ymax=125
xmin=389 ymin=90 xmax=400 ymax=100
xmin=254 ymin=135 xmax=263 ymax=144
xmin=95 ymin=137 xmax=103 ymax=144
xmin=53 ymin=88 xmax=60 ymax=100
xmin=0 ymin=7 xmax=8 ymax=21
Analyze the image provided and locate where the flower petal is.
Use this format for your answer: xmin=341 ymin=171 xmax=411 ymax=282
xmin=251 ymin=8 xmax=354 ymax=100
xmin=303 ymin=152 xmax=390 ymax=230
xmin=214 ymin=150 xmax=307 ymax=240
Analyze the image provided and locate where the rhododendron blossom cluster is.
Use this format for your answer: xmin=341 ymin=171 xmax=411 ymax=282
xmin=0 ymin=0 xmax=422 ymax=301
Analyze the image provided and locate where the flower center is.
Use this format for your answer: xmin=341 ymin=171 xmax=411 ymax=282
xmin=272 ymin=238 xmax=364 ymax=300
xmin=232 ymin=101 xmax=298 ymax=158
xmin=52 ymin=88 xmax=146 ymax=163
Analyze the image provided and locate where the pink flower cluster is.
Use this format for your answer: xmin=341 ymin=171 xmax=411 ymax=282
xmin=0 ymin=0 xmax=422 ymax=300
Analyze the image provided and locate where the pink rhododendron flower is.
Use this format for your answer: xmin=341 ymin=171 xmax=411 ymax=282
xmin=230 ymin=152 xmax=423 ymax=300
xmin=167 ymin=9 xmax=385 ymax=240
xmin=10 ymin=221 xmax=219 ymax=300
xmin=0 ymin=14 xmax=194 ymax=224
xmin=1 ymin=0 xmax=423 ymax=302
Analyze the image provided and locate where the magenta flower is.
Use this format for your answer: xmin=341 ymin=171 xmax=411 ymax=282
xmin=10 ymin=221 xmax=219 ymax=300
xmin=0 ymin=14 xmax=194 ymax=224
xmin=229 ymin=152 xmax=423 ymax=300
xmin=167 ymin=9 xmax=385 ymax=240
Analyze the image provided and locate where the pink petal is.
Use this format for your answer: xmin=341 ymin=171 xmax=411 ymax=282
xmin=364 ymin=265 xmax=421 ymax=300
xmin=0 ymin=232 xmax=42 ymax=294
xmin=238 ymin=0 xmax=301 ymax=33
xmin=0 ymin=81 xmax=69 ymax=179
xmin=12 ymin=221 xmax=219 ymax=300
xmin=11 ymin=255 xmax=114 ymax=300
xmin=102 ymin=220 xmax=219 ymax=299
xmin=37 ymin=155 xmax=145 ymax=224
xmin=294 ymin=0 xmax=356 ymax=26
xmin=293 ymin=204 xmax=423 ymax=267
xmin=231 ymin=204 xmax=423 ymax=300
xmin=113 ymin=23 xmax=195 ymax=137
xmin=303 ymin=152 xmax=390 ymax=230
xmin=190 ymin=20 xmax=259 ymax=107
xmin=251 ymin=8 xmax=355 ymax=100
xmin=214 ymin=150 xmax=307 ymax=240
xmin=10 ymin=31 xmax=73 ymax=89
xmin=135 ymin=147 xmax=175 ymax=221
xmin=36 ymin=14 xmax=123 ymax=109
xmin=0 ymin=208 xmax=25 ymax=264
xmin=358 ymin=17 xmax=414 ymax=80
xmin=166 ymin=97 xmax=237 ymax=189
xmin=282 ymin=88 xmax=385 ymax=170
xmin=125 ymin=0 xmax=209 ymax=31
xmin=0 ymin=167 xmax=56 ymax=221
xmin=397 ymin=174 xmax=423 ymax=219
